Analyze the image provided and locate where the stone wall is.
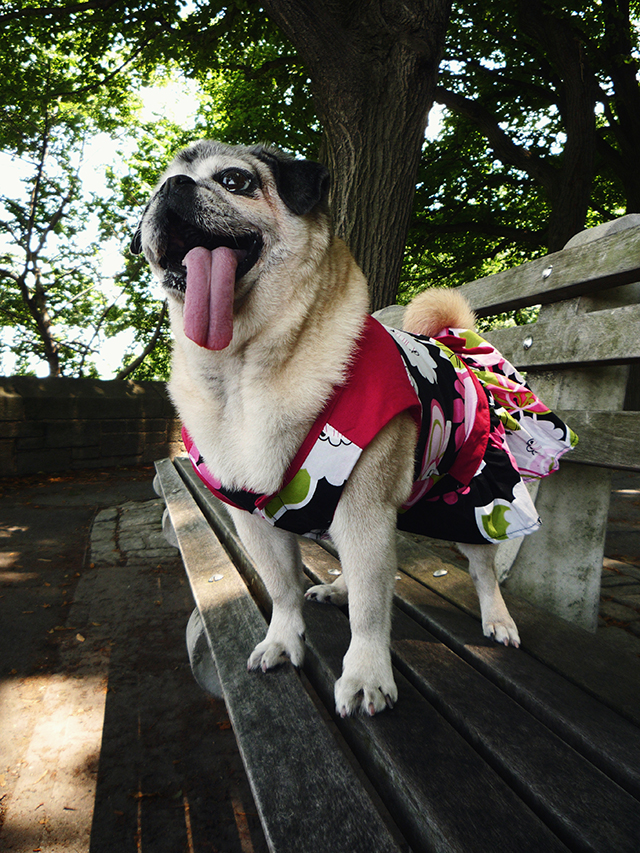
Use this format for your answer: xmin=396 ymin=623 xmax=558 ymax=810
xmin=0 ymin=376 xmax=184 ymax=477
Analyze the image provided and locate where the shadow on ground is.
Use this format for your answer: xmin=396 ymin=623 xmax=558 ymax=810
xmin=0 ymin=466 xmax=267 ymax=853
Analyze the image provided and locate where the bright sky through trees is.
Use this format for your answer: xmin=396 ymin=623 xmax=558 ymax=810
xmin=0 ymin=78 xmax=200 ymax=377
xmin=2 ymin=1 xmax=639 ymax=379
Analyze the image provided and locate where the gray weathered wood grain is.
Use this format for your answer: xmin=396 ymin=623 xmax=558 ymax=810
xmin=154 ymin=459 xmax=405 ymax=853
xmin=554 ymin=410 xmax=640 ymax=470
xmin=481 ymin=303 xmax=640 ymax=369
xmin=459 ymin=226 xmax=640 ymax=315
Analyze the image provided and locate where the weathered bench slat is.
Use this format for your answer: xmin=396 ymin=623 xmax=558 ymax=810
xmin=302 ymin=538 xmax=640 ymax=843
xmin=299 ymin=576 xmax=570 ymax=853
xmin=394 ymin=534 xmax=640 ymax=728
xmin=390 ymin=618 xmax=640 ymax=853
xmin=393 ymin=567 xmax=640 ymax=800
xmin=299 ymin=541 xmax=640 ymax=853
xmin=304 ymin=531 xmax=640 ymax=801
xmin=167 ymin=459 xmax=640 ymax=852
xmin=174 ymin=458 xmax=272 ymax=611
xmin=459 ymin=226 xmax=640 ymax=316
xmin=174 ymin=461 xmax=571 ymax=853
xmin=553 ymin=410 xmax=640 ymax=470
xmin=478 ymin=303 xmax=640 ymax=370
xmin=153 ymin=460 xmax=406 ymax=853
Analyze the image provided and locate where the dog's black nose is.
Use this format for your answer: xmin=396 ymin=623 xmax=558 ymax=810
xmin=161 ymin=174 xmax=196 ymax=194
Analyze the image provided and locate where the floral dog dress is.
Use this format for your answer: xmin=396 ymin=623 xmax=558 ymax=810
xmin=183 ymin=315 xmax=577 ymax=545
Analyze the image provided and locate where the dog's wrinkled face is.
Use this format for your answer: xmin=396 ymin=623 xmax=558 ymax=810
xmin=132 ymin=140 xmax=330 ymax=350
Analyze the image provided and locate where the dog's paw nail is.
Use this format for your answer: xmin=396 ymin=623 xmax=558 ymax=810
xmin=385 ymin=693 xmax=395 ymax=709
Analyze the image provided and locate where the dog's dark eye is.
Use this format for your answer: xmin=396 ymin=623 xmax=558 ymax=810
xmin=215 ymin=168 xmax=256 ymax=195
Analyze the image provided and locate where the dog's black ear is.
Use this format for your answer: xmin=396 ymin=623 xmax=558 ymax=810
xmin=130 ymin=203 xmax=151 ymax=255
xmin=252 ymin=147 xmax=330 ymax=216
xmin=130 ymin=226 xmax=143 ymax=255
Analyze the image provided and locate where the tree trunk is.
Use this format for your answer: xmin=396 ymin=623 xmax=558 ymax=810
xmin=517 ymin=1 xmax=598 ymax=251
xmin=600 ymin=0 xmax=640 ymax=212
xmin=15 ymin=271 xmax=62 ymax=377
xmin=260 ymin=0 xmax=451 ymax=310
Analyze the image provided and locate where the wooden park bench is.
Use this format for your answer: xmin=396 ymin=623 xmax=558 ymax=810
xmin=153 ymin=216 xmax=640 ymax=853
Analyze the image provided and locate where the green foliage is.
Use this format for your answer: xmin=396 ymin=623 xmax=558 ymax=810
xmin=399 ymin=0 xmax=638 ymax=304
xmin=399 ymin=115 xmax=549 ymax=303
xmin=2 ymin=0 xmax=640 ymax=379
xmin=0 ymin=4 xmax=172 ymax=377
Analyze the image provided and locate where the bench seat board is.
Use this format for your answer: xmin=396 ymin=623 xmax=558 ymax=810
xmin=172 ymin=461 xmax=570 ymax=852
xmin=301 ymin=613 xmax=570 ymax=853
xmin=391 ymin=630 xmax=640 ymax=853
xmin=390 ymin=571 xmax=640 ymax=802
xmin=393 ymin=535 xmax=640 ymax=727
xmin=174 ymin=461 xmax=640 ymax=852
xmin=153 ymin=460 xmax=406 ymax=853
xmin=300 ymin=540 xmax=640 ymax=853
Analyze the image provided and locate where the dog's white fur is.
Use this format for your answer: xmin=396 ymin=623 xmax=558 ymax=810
xmin=138 ymin=141 xmax=520 ymax=717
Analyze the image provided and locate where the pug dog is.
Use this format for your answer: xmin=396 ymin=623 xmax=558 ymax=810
xmin=133 ymin=140 xmax=574 ymax=716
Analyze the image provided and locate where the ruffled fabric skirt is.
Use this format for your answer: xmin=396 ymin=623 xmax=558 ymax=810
xmin=397 ymin=328 xmax=578 ymax=545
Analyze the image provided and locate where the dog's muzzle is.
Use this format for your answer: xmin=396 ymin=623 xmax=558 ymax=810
xmin=154 ymin=175 xmax=262 ymax=290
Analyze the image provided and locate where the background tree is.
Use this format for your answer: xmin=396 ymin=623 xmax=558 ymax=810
xmin=2 ymin=1 xmax=452 ymax=319
xmin=0 ymin=17 xmax=173 ymax=377
xmin=405 ymin=0 xmax=640 ymax=297
xmin=260 ymin=0 xmax=452 ymax=310
xmin=3 ymin=0 xmax=640 ymax=376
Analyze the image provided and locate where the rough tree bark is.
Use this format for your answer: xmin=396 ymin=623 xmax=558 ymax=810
xmin=260 ymin=0 xmax=452 ymax=310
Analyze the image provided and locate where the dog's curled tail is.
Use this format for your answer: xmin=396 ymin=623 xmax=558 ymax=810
xmin=403 ymin=288 xmax=476 ymax=338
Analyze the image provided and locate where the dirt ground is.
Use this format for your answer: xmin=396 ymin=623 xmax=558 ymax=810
xmin=0 ymin=466 xmax=268 ymax=853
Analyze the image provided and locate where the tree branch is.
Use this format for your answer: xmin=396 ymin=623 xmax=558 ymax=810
xmin=418 ymin=220 xmax=545 ymax=244
xmin=0 ymin=267 xmax=21 ymax=284
xmin=115 ymin=301 xmax=167 ymax=380
xmin=434 ymin=86 xmax=558 ymax=195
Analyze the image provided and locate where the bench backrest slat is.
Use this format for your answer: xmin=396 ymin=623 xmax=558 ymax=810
xmin=478 ymin=302 xmax=640 ymax=370
xmin=460 ymin=226 xmax=640 ymax=316
xmin=555 ymin=410 xmax=640 ymax=470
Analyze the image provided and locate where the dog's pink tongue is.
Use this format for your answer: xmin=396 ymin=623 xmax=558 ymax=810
xmin=183 ymin=246 xmax=238 ymax=350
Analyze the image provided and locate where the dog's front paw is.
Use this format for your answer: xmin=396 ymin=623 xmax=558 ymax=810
xmin=247 ymin=639 xmax=302 ymax=672
xmin=334 ymin=673 xmax=398 ymax=718
xmin=483 ymin=613 xmax=520 ymax=648
xmin=305 ymin=579 xmax=348 ymax=606
xmin=334 ymin=646 xmax=398 ymax=717
xmin=247 ymin=622 xmax=305 ymax=672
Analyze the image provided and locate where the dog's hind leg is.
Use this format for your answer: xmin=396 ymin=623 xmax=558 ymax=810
xmin=456 ymin=541 xmax=520 ymax=647
xmin=305 ymin=572 xmax=348 ymax=606
xmin=228 ymin=507 xmax=307 ymax=671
